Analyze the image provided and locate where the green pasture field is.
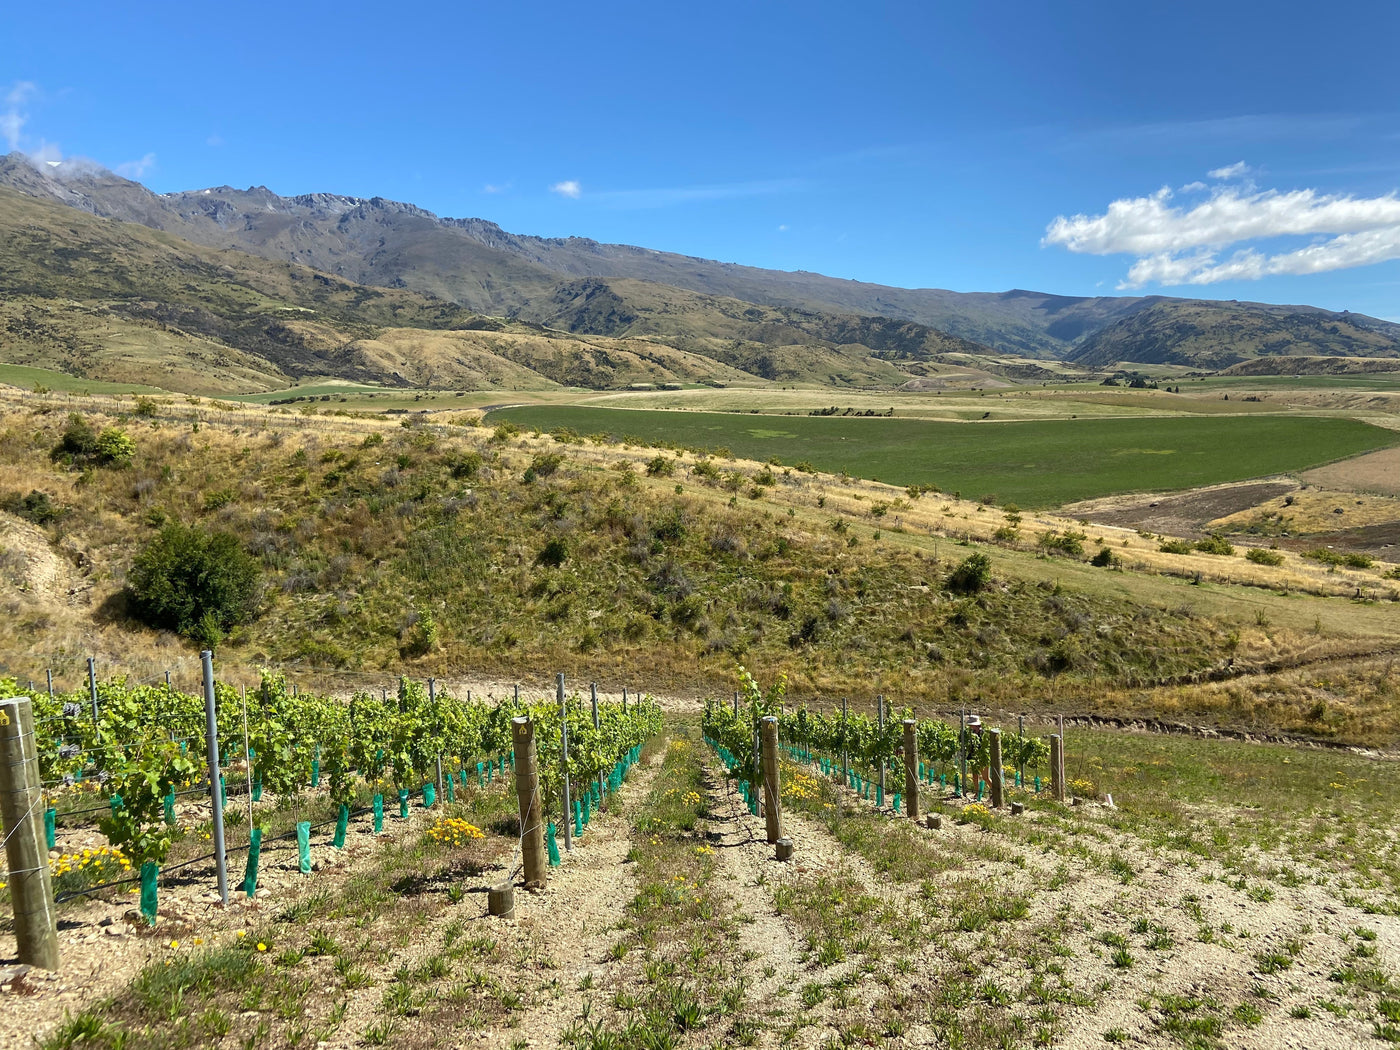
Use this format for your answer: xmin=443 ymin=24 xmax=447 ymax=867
xmin=1189 ymin=373 xmax=1400 ymax=391
xmin=0 ymin=363 xmax=167 ymax=395
xmin=486 ymin=404 xmax=1400 ymax=507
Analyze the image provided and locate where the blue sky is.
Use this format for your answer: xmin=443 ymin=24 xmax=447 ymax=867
xmin=6 ymin=1 xmax=1400 ymax=318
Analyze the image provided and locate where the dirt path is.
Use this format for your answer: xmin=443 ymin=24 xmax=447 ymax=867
xmin=699 ymin=761 xmax=811 ymax=1012
xmin=480 ymin=746 xmax=667 ymax=1050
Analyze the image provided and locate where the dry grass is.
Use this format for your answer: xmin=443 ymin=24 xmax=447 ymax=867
xmin=1 ymin=387 xmax=1399 ymax=742
xmin=1210 ymin=485 xmax=1400 ymax=533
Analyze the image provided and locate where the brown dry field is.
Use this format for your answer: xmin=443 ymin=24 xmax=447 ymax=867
xmin=1301 ymin=446 xmax=1400 ymax=496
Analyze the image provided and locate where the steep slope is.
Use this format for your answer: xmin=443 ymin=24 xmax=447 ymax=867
xmin=1069 ymin=301 xmax=1400 ymax=370
xmin=7 ymin=154 xmax=1399 ymax=369
xmin=532 ymin=277 xmax=997 ymax=384
xmin=0 ymin=187 xmax=760 ymax=393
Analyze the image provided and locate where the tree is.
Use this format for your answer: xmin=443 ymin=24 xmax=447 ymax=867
xmin=127 ymin=524 xmax=262 ymax=646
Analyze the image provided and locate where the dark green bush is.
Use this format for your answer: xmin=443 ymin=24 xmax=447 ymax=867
xmin=1038 ymin=530 xmax=1086 ymax=557
xmin=1090 ymin=547 xmax=1114 ymax=567
xmin=1246 ymin=548 xmax=1284 ymax=566
xmin=947 ymin=552 xmax=992 ymax=594
xmin=51 ymin=414 xmax=135 ymax=467
xmin=2 ymin=489 xmax=65 ymax=525
xmin=1302 ymin=548 xmax=1370 ymax=567
xmin=1158 ymin=539 xmax=1194 ymax=555
xmin=536 ymin=538 xmax=569 ymax=568
xmin=1194 ymin=534 xmax=1235 ymax=556
xmin=645 ymin=456 xmax=676 ymax=478
xmin=127 ymin=524 xmax=262 ymax=646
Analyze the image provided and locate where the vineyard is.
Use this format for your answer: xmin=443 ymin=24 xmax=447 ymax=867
xmin=4 ymin=671 xmax=1400 ymax=1050
xmin=1 ymin=663 xmax=660 ymax=932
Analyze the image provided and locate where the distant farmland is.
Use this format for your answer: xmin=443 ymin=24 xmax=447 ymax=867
xmin=485 ymin=405 xmax=1400 ymax=507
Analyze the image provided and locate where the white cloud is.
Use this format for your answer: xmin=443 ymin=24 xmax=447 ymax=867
xmin=115 ymin=152 xmax=156 ymax=179
xmin=550 ymin=180 xmax=582 ymax=199
xmin=2 ymin=80 xmax=36 ymax=151
xmin=1044 ymin=170 xmax=1400 ymax=287
xmin=483 ymin=182 xmax=510 ymax=194
xmin=1179 ymin=181 xmax=1207 ymax=193
xmin=1208 ymin=161 xmax=1251 ymax=180
xmin=777 ymin=224 xmax=789 ymax=232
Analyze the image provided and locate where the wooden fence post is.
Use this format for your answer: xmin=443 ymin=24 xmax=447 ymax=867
xmin=512 ymin=716 xmax=547 ymax=888
xmin=760 ymin=716 xmax=782 ymax=844
xmin=0 ymin=695 xmax=60 ymax=969
xmin=988 ymin=728 xmax=1004 ymax=809
xmin=903 ymin=719 xmax=919 ymax=819
xmin=1050 ymin=734 xmax=1065 ymax=802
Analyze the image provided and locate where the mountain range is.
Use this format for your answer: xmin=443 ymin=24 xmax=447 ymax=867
xmin=2 ymin=152 xmax=1398 ymax=392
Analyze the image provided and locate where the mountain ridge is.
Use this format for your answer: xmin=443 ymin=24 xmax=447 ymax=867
xmin=4 ymin=152 xmax=1400 ymax=371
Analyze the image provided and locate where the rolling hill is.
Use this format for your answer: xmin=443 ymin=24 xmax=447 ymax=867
xmin=1068 ymin=300 xmax=1400 ymax=370
xmin=8 ymin=153 xmax=1399 ymax=372
xmin=0 ymin=185 xmax=1004 ymax=393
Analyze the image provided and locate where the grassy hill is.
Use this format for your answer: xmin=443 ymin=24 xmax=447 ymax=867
xmin=12 ymin=154 xmax=1400 ymax=370
xmin=0 ymin=187 xmax=853 ymax=394
xmin=2 ymin=387 xmax=1398 ymax=741
xmin=1069 ymin=301 xmax=1400 ymax=370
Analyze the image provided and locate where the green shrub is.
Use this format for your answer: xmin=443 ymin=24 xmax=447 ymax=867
xmin=401 ymin=605 xmax=438 ymax=657
xmin=448 ymin=452 xmax=482 ymax=479
xmin=645 ymin=456 xmax=676 ymax=478
xmin=127 ymin=524 xmax=262 ymax=646
xmin=1246 ymin=547 xmax=1284 ymax=566
xmin=1303 ymin=548 xmax=1371 ymax=568
xmin=536 ymin=538 xmax=569 ymax=568
xmin=94 ymin=428 xmax=136 ymax=467
xmin=1038 ymin=530 xmax=1085 ymax=557
xmin=53 ymin=413 xmax=98 ymax=460
xmin=1194 ymin=533 xmax=1234 ymax=556
xmin=1090 ymin=547 xmax=1114 ymax=567
xmin=1158 ymin=539 xmax=1194 ymax=555
xmin=947 ymin=552 xmax=991 ymax=594
xmin=2 ymin=489 xmax=65 ymax=525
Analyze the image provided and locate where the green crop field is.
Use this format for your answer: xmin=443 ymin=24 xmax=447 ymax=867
xmin=486 ymin=404 xmax=1400 ymax=507
xmin=0 ymin=363 xmax=167 ymax=395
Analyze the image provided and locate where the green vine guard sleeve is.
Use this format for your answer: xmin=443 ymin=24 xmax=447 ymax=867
xmin=296 ymin=821 xmax=311 ymax=873
xmin=139 ymin=860 xmax=158 ymax=924
xmin=44 ymin=807 xmax=56 ymax=849
xmin=243 ymin=827 xmax=262 ymax=897
xmin=333 ymin=804 xmax=349 ymax=848
xmin=423 ymin=783 xmax=436 ymax=808
xmin=546 ymin=821 xmax=561 ymax=867
xmin=397 ymin=789 xmax=409 ymax=819
xmin=164 ymin=791 xmax=176 ymax=826
xmin=373 ymin=794 xmax=384 ymax=833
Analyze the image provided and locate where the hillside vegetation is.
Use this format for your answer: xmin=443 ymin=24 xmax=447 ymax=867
xmin=2 ymin=388 xmax=1399 ymax=744
xmin=0 ymin=187 xmax=814 ymax=393
xmin=1070 ymin=301 xmax=1400 ymax=370
xmin=8 ymin=154 xmax=1400 ymax=370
